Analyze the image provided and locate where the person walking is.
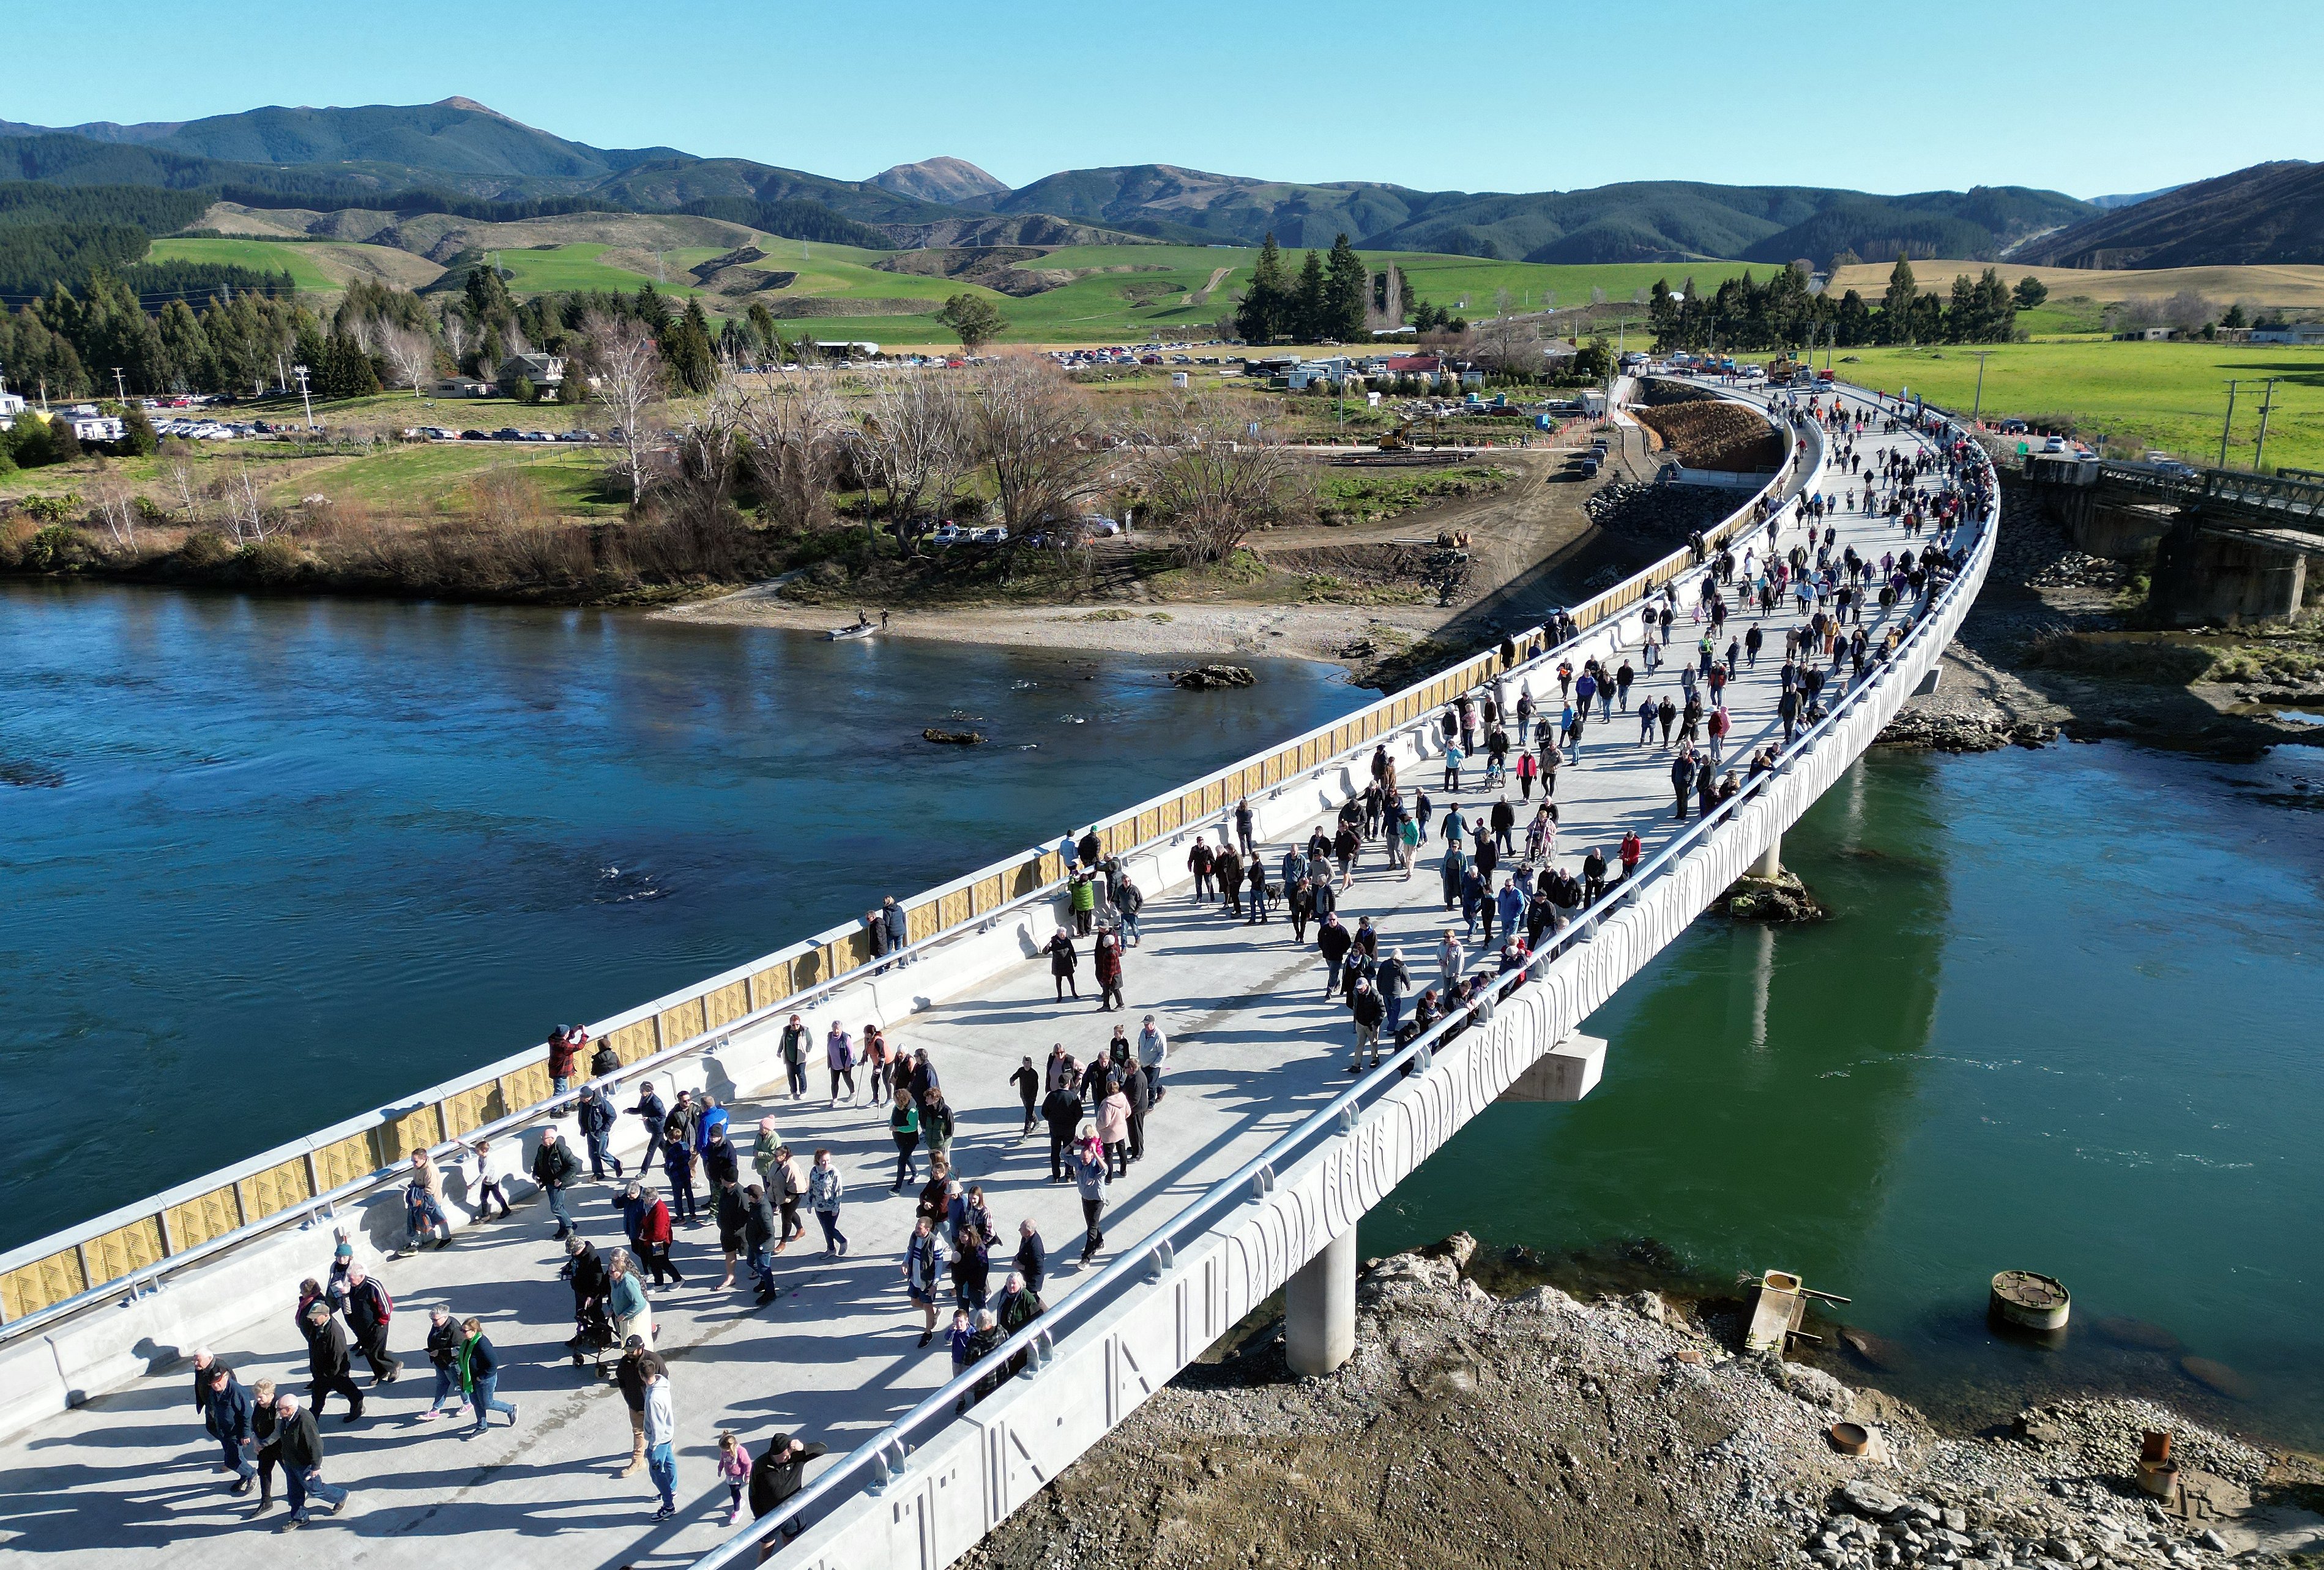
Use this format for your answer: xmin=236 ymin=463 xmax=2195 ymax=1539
xmin=749 ymin=1432 xmax=830 ymax=1552
xmin=920 ymin=1087 xmax=956 ymax=1170
xmin=613 ymin=1339 xmax=655 ymax=1478
xmin=825 ymin=1022 xmax=857 ymax=1105
xmin=272 ymin=1392 xmax=347 ymax=1529
xmin=609 ymin=1249 xmax=652 ymax=1351
xmin=531 ymin=1126 xmax=581 ymax=1241
xmin=1096 ymin=1081 xmax=1131 ymax=1179
xmin=1136 ymin=1015 xmax=1168 ymax=1102
xmin=202 ymin=1360 xmax=259 ymax=1495
xmin=903 ymin=1216 xmax=948 ymax=1347
xmin=460 ymin=1318 xmax=518 ymax=1432
xmin=661 ymin=1120 xmax=700 ymax=1230
xmin=300 ymin=1299 xmax=364 ymax=1422
xmin=778 ymin=1016 xmax=812 ymax=1100
xmin=401 ymin=1151 xmax=453 ymax=1254
xmin=745 ymin=1184 xmax=779 ymax=1306
xmin=643 ymin=1362 xmax=678 ymax=1521
xmin=576 ymin=1080 xmax=624 ymax=1183
xmin=1071 ymin=1132 xmax=1109 ymax=1265
xmin=1093 ymin=925 xmax=1125 ymax=1011
xmin=1010 ymin=1056 xmax=1040 ymax=1137
xmin=1015 ymin=1218 xmax=1047 ymax=1296
xmin=1046 ymin=928 xmax=1079 ymax=999
xmin=1041 ymin=1076 xmax=1083 ymax=1184
xmin=717 ymin=1432 xmax=754 ymax=1528
xmin=1349 ymin=976 xmax=1385 ymax=1074
xmin=888 ymin=1086 xmax=922 ymax=1191
xmin=420 ymin=1306 xmax=464 ymax=1418
xmin=341 ymin=1264 xmax=399 ymax=1386
xmin=808 ymin=1148 xmax=847 ymax=1257
xmin=1187 ymin=835 xmax=1215 ymax=901
xmin=1439 ymin=927 xmax=1464 ymax=988
xmin=1317 ymin=913 xmax=1352 ymax=998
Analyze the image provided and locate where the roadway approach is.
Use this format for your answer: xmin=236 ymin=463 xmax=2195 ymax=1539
xmin=0 ymin=381 xmax=1992 ymax=1570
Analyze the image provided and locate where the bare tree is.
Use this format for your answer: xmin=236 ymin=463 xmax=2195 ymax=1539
xmin=969 ymin=357 xmax=1104 ymax=536
xmin=440 ymin=307 xmax=472 ymax=368
xmin=586 ymin=311 xmax=663 ymax=503
xmin=89 ymin=482 xmax=138 ymax=550
xmin=1125 ymin=394 xmax=1306 ymax=564
xmin=1492 ymin=286 xmax=1513 ymax=318
xmin=381 ymin=326 xmax=437 ymax=399
xmin=167 ymin=459 xmax=204 ymax=525
xmin=737 ymin=372 xmax=846 ymax=533
xmin=219 ymin=463 xmax=278 ymax=545
xmin=1470 ymin=315 xmax=1544 ymax=375
xmin=849 ymin=370 xmax=972 ymax=529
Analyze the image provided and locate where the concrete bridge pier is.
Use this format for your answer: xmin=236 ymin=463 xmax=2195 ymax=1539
xmin=1285 ymin=1228 xmax=1358 ymax=1376
xmin=1754 ymin=826 xmax=1782 ymax=880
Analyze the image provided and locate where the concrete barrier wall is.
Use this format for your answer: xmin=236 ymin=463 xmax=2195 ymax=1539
xmin=0 ymin=395 xmax=1811 ymax=1438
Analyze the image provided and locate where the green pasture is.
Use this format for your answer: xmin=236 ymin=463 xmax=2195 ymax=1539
xmin=1834 ymin=340 xmax=2324 ymax=472
xmin=144 ymin=236 xmax=346 ymax=291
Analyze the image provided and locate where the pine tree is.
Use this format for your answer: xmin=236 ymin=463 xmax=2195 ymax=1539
xmin=1292 ymin=250 xmax=1327 ymax=343
xmin=1235 ymin=233 xmax=1287 ymax=344
xmin=1881 ymin=256 xmax=1920 ymax=343
xmin=1322 ymin=234 xmax=1369 ymax=341
xmin=666 ymin=299 xmax=717 ymax=394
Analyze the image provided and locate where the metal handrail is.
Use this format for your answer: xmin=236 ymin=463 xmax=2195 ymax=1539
xmin=0 ymin=395 xmax=1810 ymax=1338
xmin=692 ymin=388 xmax=1974 ymax=1568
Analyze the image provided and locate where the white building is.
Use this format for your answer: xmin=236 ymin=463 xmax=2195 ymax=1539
xmin=2250 ymin=322 xmax=2324 ymax=345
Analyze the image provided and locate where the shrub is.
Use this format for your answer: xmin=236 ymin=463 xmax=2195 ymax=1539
xmin=177 ymin=529 xmax=234 ymax=569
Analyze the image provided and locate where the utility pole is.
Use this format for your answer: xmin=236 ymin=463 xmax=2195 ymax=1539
xmin=1968 ymin=350 xmax=1992 ymax=427
xmin=2218 ymin=379 xmax=2255 ymax=470
xmin=111 ymin=367 xmax=127 ymax=403
xmin=293 ymin=364 xmax=316 ymax=430
xmin=2252 ymin=378 xmax=2281 ymax=472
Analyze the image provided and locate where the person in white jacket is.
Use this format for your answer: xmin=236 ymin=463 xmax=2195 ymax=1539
xmin=643 ymin=1366 xmax=677 ymax=1520
xmin=1439 ymin=928 xmax=1464 ymax=988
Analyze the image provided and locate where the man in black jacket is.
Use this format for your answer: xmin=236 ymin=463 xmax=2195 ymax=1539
xmin=1040 ymin=1083 xmax=1082 ymax=1183
xmin=341 ymin=1264 xmax=398 ymax=1385
xmin=750 ymin=1432 xmax=830 ymax=1550
xmin=1120 ymin=1061 xmax=1150 ymax=1164
xmin=272 ymin=1391 xmax=347 ymax=1526
xmin=1014 ymin=1218 xmax=1046 ymax=1296
xmin=532 ymin=1126 xmax=582 ymax=1239
xmin=301 ymin=1300 xmax=365 ymax=1421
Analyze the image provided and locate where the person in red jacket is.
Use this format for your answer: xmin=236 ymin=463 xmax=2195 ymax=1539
xmin=1618 ymin=829 xmax=1642 ymax=883
xmin=546 ymin=1025 xmax=582 ymax=1096
xmin=633 ymin=1186 xmax=681 ymax=1288
xmin=1092 ymin=928 xmax=1125 ymax=1013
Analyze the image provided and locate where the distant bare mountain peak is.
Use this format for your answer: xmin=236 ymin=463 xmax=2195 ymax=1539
xmin=871 ymin=157 xmax=1010 ymax=204
xmin=434 ymin=96 xmax=510 ymax=119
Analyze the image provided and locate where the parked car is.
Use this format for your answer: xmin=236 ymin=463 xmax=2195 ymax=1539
xmin=1078 ymin=515 xmax=1122 ymax=536
xmin=556 ymin=429 xmax=597 ymax=443
xmin=461 ymin=430 xmax=490 ymax=441
xmin=970 ymin=525 xmax=1009 ymax=544
xmin=491 ymin=427 xmax=524 ymax=441
xmin=928 ymin=523 xmax=967 ymax=546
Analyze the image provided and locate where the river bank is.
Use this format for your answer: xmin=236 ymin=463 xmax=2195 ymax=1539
xmin=961 ymin=1241 xmax=2324 ymax=1570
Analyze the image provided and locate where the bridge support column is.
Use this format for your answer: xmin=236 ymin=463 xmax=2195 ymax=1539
xmin=1286 ymin=1228 xmax=1357 ymax=1377
xmin=1753 ymin=827 xmax=1782 ymax=880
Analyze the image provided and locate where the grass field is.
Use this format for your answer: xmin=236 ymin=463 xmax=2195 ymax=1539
xmin=147 ymin=236 xmax=443 ymax=291
xmin=1827 ymin=259 xmax=2324 ymax=313
xmin=1832 ymin=340 xmax=2324 ymax=472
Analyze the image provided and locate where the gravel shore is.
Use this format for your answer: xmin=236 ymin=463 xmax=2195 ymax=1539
xmin=959 ymin=1241 xmax=2324 ymax=1570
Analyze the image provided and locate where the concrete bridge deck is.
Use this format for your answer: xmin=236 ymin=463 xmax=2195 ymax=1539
xmin=0 ymin=385 xmax=1978 ymax=1569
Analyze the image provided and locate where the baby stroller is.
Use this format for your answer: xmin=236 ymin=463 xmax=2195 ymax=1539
xmin=573 ymin=1298 xmax=617 ymax=1375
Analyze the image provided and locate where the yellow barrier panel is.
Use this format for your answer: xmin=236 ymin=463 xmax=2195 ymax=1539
xmin=0 ymin=1248 xmax=86 ymax=1320
xmin=237 ymin=1157 xmax=315 ymax=1224
xmin=750 ymin=962 xmax=793 ymax=1012
xmin=496 ymin=1063 xmax=552 ymax=1116
xmin=658 ymin=996 xmax=707 ymax=1049
xmin=309 ymin=1132 xmax=373 ymax=1191
xmin=164 ymin=1186 xmax=241 ymax=1254
xmin=87 ymin=1217 xmax=165 ymax=1283
xmin=704 ymin=979 xmax=751 ymax=1032
xmin=375 ymin=1106 xmax=438 ymax=1167
xmin=935 ymin=890 xmax=970 ymax=933
xmin=608 ymin=1019 xmax=657 ymax=1067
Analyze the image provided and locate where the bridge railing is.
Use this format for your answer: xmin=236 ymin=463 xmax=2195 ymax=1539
xmin=0 ymin=394 xmax=1808 ymax=1343
xmin=687 ymin=389 xmax=1991 ymax=1568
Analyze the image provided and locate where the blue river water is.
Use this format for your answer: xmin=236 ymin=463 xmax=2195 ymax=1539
xmin=4 ymin=580 xmax=2319 ymax=1447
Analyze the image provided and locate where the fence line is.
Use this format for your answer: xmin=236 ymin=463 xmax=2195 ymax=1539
xmin=0 ymin=389 xmax=1804 ymax=1335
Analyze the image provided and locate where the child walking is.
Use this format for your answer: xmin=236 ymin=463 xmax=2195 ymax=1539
xmin=716 ymin=1431 xmax=752 ymax=1525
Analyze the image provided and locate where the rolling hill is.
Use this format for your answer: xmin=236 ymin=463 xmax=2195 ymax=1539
xmin=2010 ymin=161 xmax=2324 ymax=269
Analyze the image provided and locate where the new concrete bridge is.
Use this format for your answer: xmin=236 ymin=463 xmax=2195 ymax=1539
xmin=0 ymin=379 xmax=1997 ymax=1570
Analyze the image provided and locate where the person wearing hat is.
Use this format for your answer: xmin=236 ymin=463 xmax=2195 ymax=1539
xmin=546 ymin=1023 xmax=579 ymax=1100
xmin=749 ymin=1430 xmax=829 ymax=1549
xmin=614 ymin=1337 xmax=658 ymax=1478
xmin=203 ymin=1359 xmax=259 ymax=1493
xmin=300 ymin=1298 xmax=364 ymax=1422
xmin=531 ymin=1126 xmax=581 ymax=1239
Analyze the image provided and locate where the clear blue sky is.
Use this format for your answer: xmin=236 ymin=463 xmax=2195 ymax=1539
xmin=10 ymin=0 xmax=2318 ymax=199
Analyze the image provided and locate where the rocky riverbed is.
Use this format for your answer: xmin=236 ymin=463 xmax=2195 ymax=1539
xmin=959 ymin=1241 xmax=2324 ymax=1570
